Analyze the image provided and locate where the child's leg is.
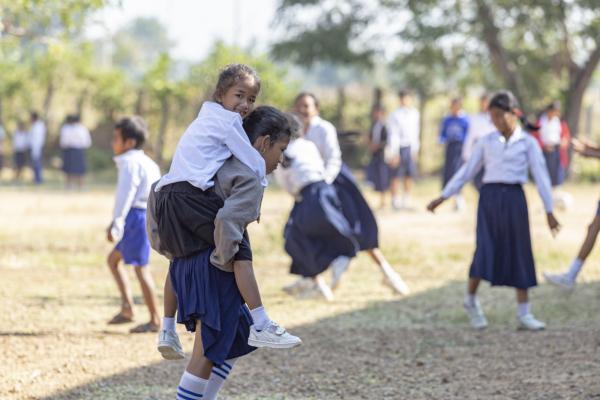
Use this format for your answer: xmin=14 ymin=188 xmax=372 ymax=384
xmin=233 ymin=260 xmax=270 ymax=329
xmin=134 ymin=265 xmax=160 ymax=327
xmin=572 ymin=215 xmax=600 ymax=273
xmin=157 ymin=271 xmax=185 ymax=359
xmin=516 ymin=288 xmax=529 ymax=315
xmin=107 ymin=249 xmax=134 ymax=319
xmin=164 ymin=271 xmax=177 ymax=320
xmin=367 ymin=248 xmax=409 ymax=295
xmin=177 ymin=321 xmax=211 ymax=399
xmin=204 ymin=357 xmax=239 ymax=400
xmin=466 ymin=277 xmax=481 ymax=297
xmin=515 ymin=288 xmax=545 ymax=330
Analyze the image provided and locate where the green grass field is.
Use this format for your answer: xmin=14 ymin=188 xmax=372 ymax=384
xmin=1 ymin=177 xmax=599 ymax=399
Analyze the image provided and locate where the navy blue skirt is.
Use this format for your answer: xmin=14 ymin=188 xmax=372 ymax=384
xmin=62 ymin=148 xmax=86 ymax=175
xmin=284 ymin=181 xmax=359 ymax=277
xmin=169 ymin=247 xmax=256 ymax=365
xmin=543 ymin=146 xmax=563 ymax=187
xmin=365 ymin=153 xmax=391 ymax=192
xmin=115 ymin=208 xmax=150 ymax=266
xmin=333 ymin=165 xmax=379 ymax=250
xmin=442 ymin=141 xmax=464 ymax=186
xmin=14 ymin=151 xmax=27 ymax=169
xmin=470 ymin=184 xmax=537 ymax=289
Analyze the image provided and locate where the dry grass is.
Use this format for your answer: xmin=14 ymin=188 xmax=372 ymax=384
xmin=1 ymin=178 xmax=599 ymax=399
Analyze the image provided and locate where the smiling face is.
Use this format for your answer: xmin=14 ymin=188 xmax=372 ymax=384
xmin=218 ymin=76 xmax=259 ymax=118
xmin=294 ymin=95 xmax=319 ymax=127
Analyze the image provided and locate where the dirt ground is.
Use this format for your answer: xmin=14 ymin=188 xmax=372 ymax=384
xmin=1 ymin=180 xmax=599 ymax=399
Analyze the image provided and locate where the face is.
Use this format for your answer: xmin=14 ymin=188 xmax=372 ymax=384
xmin=547 ymin=108 xmax=560 ymax=119
xmin=399 ymin=95 xmax=411 ymax=107
xmin=112 ymin=129 xmax=136 ymax=155
xmin=480 ymin=97 xmax=489 ymax=112
xmin=450 ymin=101 xmax=462 ymax=115
xmin=253 ymin=135 xmax=290 ymax=174
xmin=489 ymin=107 xmax=517 ymax=134
xmin=218 ymin=76 xmax=259 ymax=118
xmin=294 ymin=95 xmax=319 ymax=126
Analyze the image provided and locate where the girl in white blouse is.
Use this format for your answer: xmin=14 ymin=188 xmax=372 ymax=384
xmin=427 ymin=90 xmax=560 ymax=331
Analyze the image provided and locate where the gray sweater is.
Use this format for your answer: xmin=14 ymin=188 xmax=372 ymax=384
xmin=147 ymin=156 xmax=264 ymax=273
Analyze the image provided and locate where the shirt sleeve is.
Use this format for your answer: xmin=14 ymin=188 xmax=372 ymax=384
xmin=441 ymin=138 xmax=485 ymax=199
xmin=527 ymin=137 xmax=553 ymax=213
xmin=321 ymin=124 xmax=343 ymax=184
xmin=384 ymin=114 xmax=400 ymax=162
xmin=210 ymin=171 xmax=262 ymax=271
xmin=111 ymin=161 xmax=141 ymax=242
xmin=223 ymin=119 xmax=267 ymax=186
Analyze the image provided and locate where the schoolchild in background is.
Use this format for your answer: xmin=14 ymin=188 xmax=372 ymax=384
xmin=462 ymin=94 xmax=496 ymax=190
xmin=365 ymin=106 xmax=391 ymax=209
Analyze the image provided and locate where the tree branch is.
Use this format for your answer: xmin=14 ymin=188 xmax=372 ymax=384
xmin=557 ymin=0 xmax=578 ymax=74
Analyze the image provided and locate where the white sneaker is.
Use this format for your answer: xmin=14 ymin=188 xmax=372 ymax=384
xmin=283 ymin=277 xmax=314 ymax=295
xmin=248 ymin=322 xmax=302 ymax=349
xmin=315 ymin=277 xmax=335 ymax=301
xmin=517 ymin=313 xmax=546 ymax=331
xmin=383 ymin=271 xmax=410 ymax=295
xmin=330 ymin=256 xmax=351 ymax=290
xmin=544 ymin=272 xmax=575 ymax=291
xmin=157 ymin=329 xmax=185 ymax=360
xmin=464 ymin=299 xmax=488 ymax=330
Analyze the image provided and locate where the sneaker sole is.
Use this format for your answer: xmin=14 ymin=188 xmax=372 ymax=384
xmin=247 ymin=338 xmax=302 ymax=349
xmin=157 ymin=344 xmax=185 ymax=360
xmin=517 ymin=325 xmax=545 ymax=331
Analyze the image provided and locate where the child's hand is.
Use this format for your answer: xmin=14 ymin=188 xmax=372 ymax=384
xmin=427 ymin=197 xmax=445 ymax=213
xmin=572 ymin=137 xmax=586 ymax=154
xmin=546 ymin=213 xmax=561 ymax=237
xmin=106 ymin=227 xmax=114 ymax=243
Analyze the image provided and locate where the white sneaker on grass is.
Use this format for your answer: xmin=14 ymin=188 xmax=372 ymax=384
xmin=382 ymin=271 xmax=410 ymax=295
xmin=330 ymin=256 xmax=350 ymax=290
xmin=315 ymin=276 xmax=335 ymax=301
xmin=464 ymin=299 xmax=488 ymax=330
xmin=157 ymin=329 xmax=185 ymax=360
xmin=517 ymin=313 xmax=546 ymax=331
xmin=543 ymin=272 xmax=575 ymax=291
xmin=248 ymin=322 xmax=302 ymax=349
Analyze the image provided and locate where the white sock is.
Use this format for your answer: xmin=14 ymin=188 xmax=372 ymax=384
xmin=249 ymin=306 xmax=270 ymax=330
xmin=565 ymin=258 xmax=584 ymax=282
xmin=177 ymin=371 xmax=207 ymax=399
xmin=163 ymin=317 xmax=176 ymax=332
xmin=203 ymin=358 xmax=238 ymax=400
xmin=380 ymin=261 xmax=396 ymax=278
xmin=517 ymin=302 xmax=530 ymax=318
xmin=464 ymin=293 xmax=476 ymax=307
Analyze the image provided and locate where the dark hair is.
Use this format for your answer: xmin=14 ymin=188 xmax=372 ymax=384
xmin=243 ymin=106 xmax=292 ymax=145
xmin=546 ymin=101 xmax=561 ymax=112
xmin=398 ymin=89 xmax=411 ymax=98
xmin=30 ymin=111 xmax=39 ymax=120
xmin=294 ymin=92 xmax=319 ymax=108
xmin=285 ymin=112 xmax=303 ymax=140
xmin=489 ymin=90 xmax=538 ymax=131
xmin=371 ymin=105 xmax=386 ymax=113
xmin=115 ymin=116 xmax=148 ymax=149
xmin=212 ymin=64 xmax=261 ymax=102
xmin=451 ymin=97 xmax=462 ymax=105
xmin=488 ymin=90 xmax=519 ymax=113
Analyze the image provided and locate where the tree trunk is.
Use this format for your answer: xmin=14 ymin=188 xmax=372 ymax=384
xmin=43 ymin=80 xmax=55 ymax=137
xmin=155 ymin=97 xmax=169 ymax=165
xmin=564 ymin=44 xmax=600 ymax=136
xmin=76 ymin=88 xmax=88 ymax=117
xmin=135 ymin=88 xmax=146 ymax=116
xmin=335 ymin=85 xmax=346 ymax=130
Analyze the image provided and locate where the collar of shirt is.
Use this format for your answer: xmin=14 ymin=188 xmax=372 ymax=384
xmin=493 ymin=125 xmax=524 ymax=146
xmin=113 ymin=149 xmax=144 ymax=165
xmin=198 ymin=101 xmax=241 ymax=124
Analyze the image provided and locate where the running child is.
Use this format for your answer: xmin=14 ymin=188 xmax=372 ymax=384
xmin=427 ymin=90 xmax=560 ymax=331
xmin=544 ymin=137 xmax=600 ymax=290
xmin=106 ymin=116 xmax=162 ymax=333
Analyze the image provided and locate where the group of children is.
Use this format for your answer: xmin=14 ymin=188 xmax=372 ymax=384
xmin=0 ymin=113 xmax=46 ymax=182
xmin=101 ymin=62 xmax=598 ymax=397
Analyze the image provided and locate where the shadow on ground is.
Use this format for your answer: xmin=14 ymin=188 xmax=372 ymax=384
xmin=37 ymin=280 xmax=600 ymax=400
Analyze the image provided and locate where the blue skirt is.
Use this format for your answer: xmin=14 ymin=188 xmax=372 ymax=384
xmin=470 ymin=184 xmax=537 ymax=289
xmin=543 ymin=146 xmax=563 ymax=187
xmin=333 ymin=165 xmax=379 ymax=250
xmin=284 ymin=181 xmax=359 ymax=277
xmin=365 ymin=152 xmax=391 ymax=192
xmin=115 ymin=208 xmax=150 ymax=266
xmin=390 ymin=146 xmax=418 ymax=178
xmin=169 ymin=248 xmax=257 ymax=365
xmin=14 ymin=151 xmax=27 ymax=169
xmin=442 ymin=141 xmax=464 ymax=186
xmin=62 ymin=148 xmax=86 ymax=175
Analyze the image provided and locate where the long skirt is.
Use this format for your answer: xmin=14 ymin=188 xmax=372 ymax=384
xmin=469 ymin=183 xmax=537 ymax=289
xmin=333 ymin=165 xmax=379 ymax=250
xmin=170 ymin=247 xmax=257 ymax=365
xmin=62 ymin=147 xmax=86 ymax=175
xmin=365 ymin=152 xmax=391 ymax=192
xmin=543 ymin=146 xmax=564 ymax=187
xmin=284 ymin=181 xmax=359 ymax=277
xmin=442 ymin=141 xmax=464 ymax=187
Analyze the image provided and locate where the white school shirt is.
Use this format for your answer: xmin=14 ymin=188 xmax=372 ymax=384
xmin=0 ymin=125 xmax=5 ymax=141
xmin=442 ymin=125 xmax=553 ymax=212
xmin=111 ymin=149 xmax=161 ymax=242
xmin=29 ymin=120 xmax=46 ymax=158
xmin=304 ymin=115 xmax=342 ymax=184
xmin=13 ymin=130 xmax=29 ymax=151
xmin=59 ymin=123 xmax=92 ymax=149
xmin=462 ymin=111 xmax=496 ymax=161
xmin=539 ymin=114 xmax=561 ymax=146
xmin=155 ymin=101 xmax=267 ymax=191
xmin=385 ymin=106 xmax=420 ymax=162
xmin=274 ymin=137 xmax=326 ymax=197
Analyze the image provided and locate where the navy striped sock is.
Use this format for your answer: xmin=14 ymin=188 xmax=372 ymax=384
xmin=203 ymin=358 xmax=237 ymax=400
xmin=177 ymin=371 xmax=206 ymax=400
